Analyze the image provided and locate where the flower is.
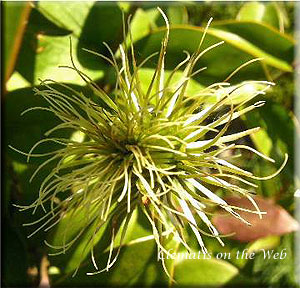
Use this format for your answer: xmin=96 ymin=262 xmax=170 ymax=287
xmin=11 ymin=8 xmax=287 ymax=277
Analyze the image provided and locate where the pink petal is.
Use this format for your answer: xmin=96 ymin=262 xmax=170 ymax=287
xmin=212 ymin=196 xmax=299 ymax=242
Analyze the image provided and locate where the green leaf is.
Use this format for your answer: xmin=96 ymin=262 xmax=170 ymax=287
xmin=139 ymin=5 xmax=188 ymax=28
xmin=4 ymin=85 xmax=92 ymax=164
xmin=241 ymin=234 xmax=297 ymax=286
xmin=135 ymin=25 xmax=293 ymax=88
xmin=8 ymin=160 xmax=59 ymax=246
xmin=243 ymin=98 xmax=294 ymax=198
xmin=212 ymin=21 xmax=294 ymax=64
xmin=6 ymin=71 xmax=31 ymax=92
xmin=237 ymin=2 xmax=288 ymax=31
xmin=208 ymin=27 xmax=292 ymax=71
xmin=76 ymin=3 xmax=123 ymax=70
xmin=3 ymin=1 xmax=32 ymax=82
xmin=250 ymin=127 xmax=273 ymax=157
xmin=262 ymin=4 xmax=285 ymax=30
xmin=124 ymin=8 xmax=157 ymax=44
xmin=237 ymin=2 xmax=266 ymax=22
xmin=5 ymin=87 xmax=59 ymax=164
xmin=173 ymin=255 xmax=239 ymax=286
xmin=236 ymin=1 xmax=278 ymax=27
xmin=248 ymin=236 xmax=281 ymax=254
xmin=166 ymin=6 xmax=188 ymax=25
xmin=16 ymin=2 xmax=126 ymax=85
xmin=20 ymin=34 xmax=105 ymax=84
xmin=2 ymin=221 xmax=30 ymax=286
xmin=47 ymin=207 xmax=152 ymax=275
xmin=37 ymin=2 xmax=124 ymax=70
xmin=245 ymin=100 xmax=294 ymax=171
xmin=37 ymin=2 xmax=94 ymax=35
xmin=50 ymin=214 xmax=111 ymax=275
xmin=51 ymin=228 xmax=167 ymax=286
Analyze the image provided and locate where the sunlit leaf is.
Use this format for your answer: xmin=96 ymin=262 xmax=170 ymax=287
xmin=173 ymin=255 xmax=239 ymax=286
xmin=237 ymin=2 xmax=289 ymax=31
xmin=135 ymin=25 xmax=293 ymax=88
xmin=212 ymin=21 xmax=294 ymax=64
xmin=247 ymin=235 xmax=281 ymax=253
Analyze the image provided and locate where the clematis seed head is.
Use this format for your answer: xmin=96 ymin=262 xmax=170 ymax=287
xmin=11 ymin=8 xmax=287 ymax=277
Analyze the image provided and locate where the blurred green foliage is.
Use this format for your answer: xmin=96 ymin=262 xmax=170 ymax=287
xmin=3 ymin=1 xmax=297 ymax=287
